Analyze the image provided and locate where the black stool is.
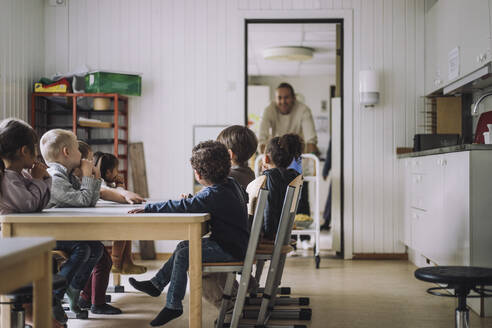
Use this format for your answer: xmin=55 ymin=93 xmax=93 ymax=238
xmin=6 ymin=274 xmax=67 ymax=328
xmin=415 ymin=266 xmax=492 ymax=328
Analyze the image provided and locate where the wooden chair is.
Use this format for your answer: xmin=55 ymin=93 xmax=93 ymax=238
xmin=203 ymin=175 xmax=269 ymax=328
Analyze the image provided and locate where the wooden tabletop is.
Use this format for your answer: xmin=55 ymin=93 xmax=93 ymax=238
xmin=0 ymin=237 xmax=55 ymax=269
xmin=0 ymin=204 xmax=210 ymax=224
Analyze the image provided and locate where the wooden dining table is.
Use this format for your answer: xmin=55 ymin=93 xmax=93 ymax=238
xmin=0 ymin=203 xmax=210 ymax=328
xmin=0 ymin=237 xmax=55 ymax=328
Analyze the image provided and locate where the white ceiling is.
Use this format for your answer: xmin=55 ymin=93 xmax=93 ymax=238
xmin=248 ymin=23 xmax=337 ymax=77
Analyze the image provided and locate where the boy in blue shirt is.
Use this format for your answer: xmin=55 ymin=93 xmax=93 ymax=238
xmin=128 ymin=140 xmax=250 ymax=326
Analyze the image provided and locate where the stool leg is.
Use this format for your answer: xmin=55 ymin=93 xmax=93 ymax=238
xmin=455 ymin=287 xmax=470 ymax=328
xmin=455 ymin=308 xmax=469 ymax=328
xmin=11 ymin=303 xmax=25 ymax=328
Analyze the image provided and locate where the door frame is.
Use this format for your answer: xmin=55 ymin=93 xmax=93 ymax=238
xmin=239 ymin=9 xmax=354 ymax=259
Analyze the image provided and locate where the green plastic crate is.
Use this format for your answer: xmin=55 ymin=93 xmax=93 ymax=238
xmin=85 ymin=71 xmax=141 ymax=96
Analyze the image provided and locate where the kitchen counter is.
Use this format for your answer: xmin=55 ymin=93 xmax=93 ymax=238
xmin=397 ymin=144 xmax=492 ymax=158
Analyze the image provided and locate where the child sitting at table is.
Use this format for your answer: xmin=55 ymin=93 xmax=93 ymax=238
xmin=0 ymin=119 xmax=67 ymax=326
xmin=78 ymin=143 xmax=145 ymax=205
xmin=40 ymin=129 xmax=105 ymax=319
xmin=216 ymin=125 xmax=257 ymax=189
xmin=60 ymin=141 xmax=122 ymax=315
xmin=92 ymin=150 xmax=147 ymax=275
xmin=261 ymin=133 xmax=303 ymax=240
xmin=0 ymin=118 xmax=51 ymax=214
xmin=200 ymin=125 xmax=258 ymax=309
xmin=128 ymin=140 xmax=250 ymax=326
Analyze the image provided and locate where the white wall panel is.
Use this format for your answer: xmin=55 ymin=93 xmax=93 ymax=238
xmin=44 ymin=0 xmax=424 ymax=255
xmin=0 ymin=0 xmax=44 ymax=122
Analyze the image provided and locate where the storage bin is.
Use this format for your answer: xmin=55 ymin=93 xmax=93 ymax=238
xmin=85 ymin=71 xmax=141 ymax=96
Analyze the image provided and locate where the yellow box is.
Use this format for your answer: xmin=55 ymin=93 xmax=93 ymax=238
xmin=34 ymin=83 xmax=68 ymax=93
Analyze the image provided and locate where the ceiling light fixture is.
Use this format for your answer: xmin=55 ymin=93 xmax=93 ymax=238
xmin=262 ymin=46 xmax=314 ymax=61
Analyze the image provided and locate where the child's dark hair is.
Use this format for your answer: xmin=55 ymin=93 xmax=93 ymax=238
xmin=0 ymin=118 xmax=38 ymax=180
xmin=190 ymin=141 xmax=231 ymax=184
xmin=78 ymin=141 xmax=91 ymax=159
xmin=217 ymin=125 xmax=258 ymax=164
xmin=265 ymin=133 xmax=304 ymax=168
xmin=94 ymin=151 xmax=119 ymax=182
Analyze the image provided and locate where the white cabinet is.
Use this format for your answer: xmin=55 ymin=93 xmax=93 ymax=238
xmin=425 ymin=0 xmax=491 ymax=95
xmin=457 ymin=1 xmax=490 ymax=79
xmin=400 ymin=150 xmax=492 ymax=316
xmin=424 ymin=4 xmax=441 ymax=94
xmin=440 ymin=152 xmax=470 ymax=265
xmin=400 ymin=150 xmax=492 ymax=266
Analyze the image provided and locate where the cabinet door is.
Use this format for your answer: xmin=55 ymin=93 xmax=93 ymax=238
xmin=411 ymin=209 xmax=429 ymax=254
xmin=401 ymin=158 xmax=412 ymax=246
xmin=419 ymin=155 xmax=444 ymax=263
xmin=441 ymin=152 xmax=470 ymax=265
xmin=425 ymin=3 xmax=441 ymax=94
xmin=425 ymin=0 xmax=491 ymax=93
xmin=456 ymin=0 xmax=490 ymax=79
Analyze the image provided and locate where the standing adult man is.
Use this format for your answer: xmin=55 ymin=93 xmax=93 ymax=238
xmin=258 ymin=82 xmax=319 ymax=154
xmin=258 ymin=82 xmax=318 ymax=249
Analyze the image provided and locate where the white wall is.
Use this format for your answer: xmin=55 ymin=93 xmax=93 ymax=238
xmin=44 ymin=0 xmax=425 ymax=255
xmin=0 ymin=0 xmax=45 ymax=121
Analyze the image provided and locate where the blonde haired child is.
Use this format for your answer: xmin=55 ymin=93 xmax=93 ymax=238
xmin=40 ymin=129 xmax=105 ymax=319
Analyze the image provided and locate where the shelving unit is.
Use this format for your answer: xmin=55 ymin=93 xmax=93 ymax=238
xmin=31 ymin=92 xmax=129 ymax=183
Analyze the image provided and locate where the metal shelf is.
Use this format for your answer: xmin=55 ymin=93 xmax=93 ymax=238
xmin=85 ymin=139 xmax=127 ymax=145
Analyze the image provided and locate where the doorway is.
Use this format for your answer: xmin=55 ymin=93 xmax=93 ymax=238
xmin=245 ymin=19 xmax=344 ymax=258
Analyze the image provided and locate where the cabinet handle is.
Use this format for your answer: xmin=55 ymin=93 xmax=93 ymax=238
xmin=442 ymin=159 xmax=447 ymax=166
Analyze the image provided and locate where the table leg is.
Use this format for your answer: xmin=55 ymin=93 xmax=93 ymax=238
xmin=0 ymin=296 xmax=10 ymax=328
xmin=188 ymin=223 xmax=202 ymax=328
xmin=0 ymin=223 xmax=12 ymax=327
xmin=33 ymin=251 xmax=52 ymax=327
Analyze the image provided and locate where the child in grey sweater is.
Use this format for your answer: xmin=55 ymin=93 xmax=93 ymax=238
xmin=41 ymin=130 xmax=101 ymax=207
xmin=40 ymin=129 xmax=105 ymax=319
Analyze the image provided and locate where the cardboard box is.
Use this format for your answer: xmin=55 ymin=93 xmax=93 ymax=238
xmin=436 ymin=96 xmax=462 ymax=135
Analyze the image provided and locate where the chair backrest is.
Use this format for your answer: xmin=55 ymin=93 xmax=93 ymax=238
xmin=275 ymin=175 xmax=303 ymax=248
xmin=246 ymin=175 xmax=267 ymax=216
xmin=243 ymin=176 xmax=269 ymax=261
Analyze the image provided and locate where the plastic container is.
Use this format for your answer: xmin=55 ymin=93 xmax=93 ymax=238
xmin=85 ymin=71 xmax=141 ymax=96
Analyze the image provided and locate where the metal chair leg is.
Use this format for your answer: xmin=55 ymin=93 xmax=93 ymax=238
xmin=216 ymin=273 xmax=235 ymax=328
xmin=229 ymin=270 xmax=253 ymax=328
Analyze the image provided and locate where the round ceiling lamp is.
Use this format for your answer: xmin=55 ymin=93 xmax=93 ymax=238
xmin=262 ymin=46 xmax=314 ymax=61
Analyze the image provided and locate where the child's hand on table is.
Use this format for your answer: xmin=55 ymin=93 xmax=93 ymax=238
xmin=121 ymin=190 xmax=146 ymax=204
xmin=128 ymin=208 xmax=145 ymax=214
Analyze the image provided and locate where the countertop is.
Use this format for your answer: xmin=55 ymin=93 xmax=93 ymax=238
xmin=397 ymin=144 xmax=492 ymax=158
